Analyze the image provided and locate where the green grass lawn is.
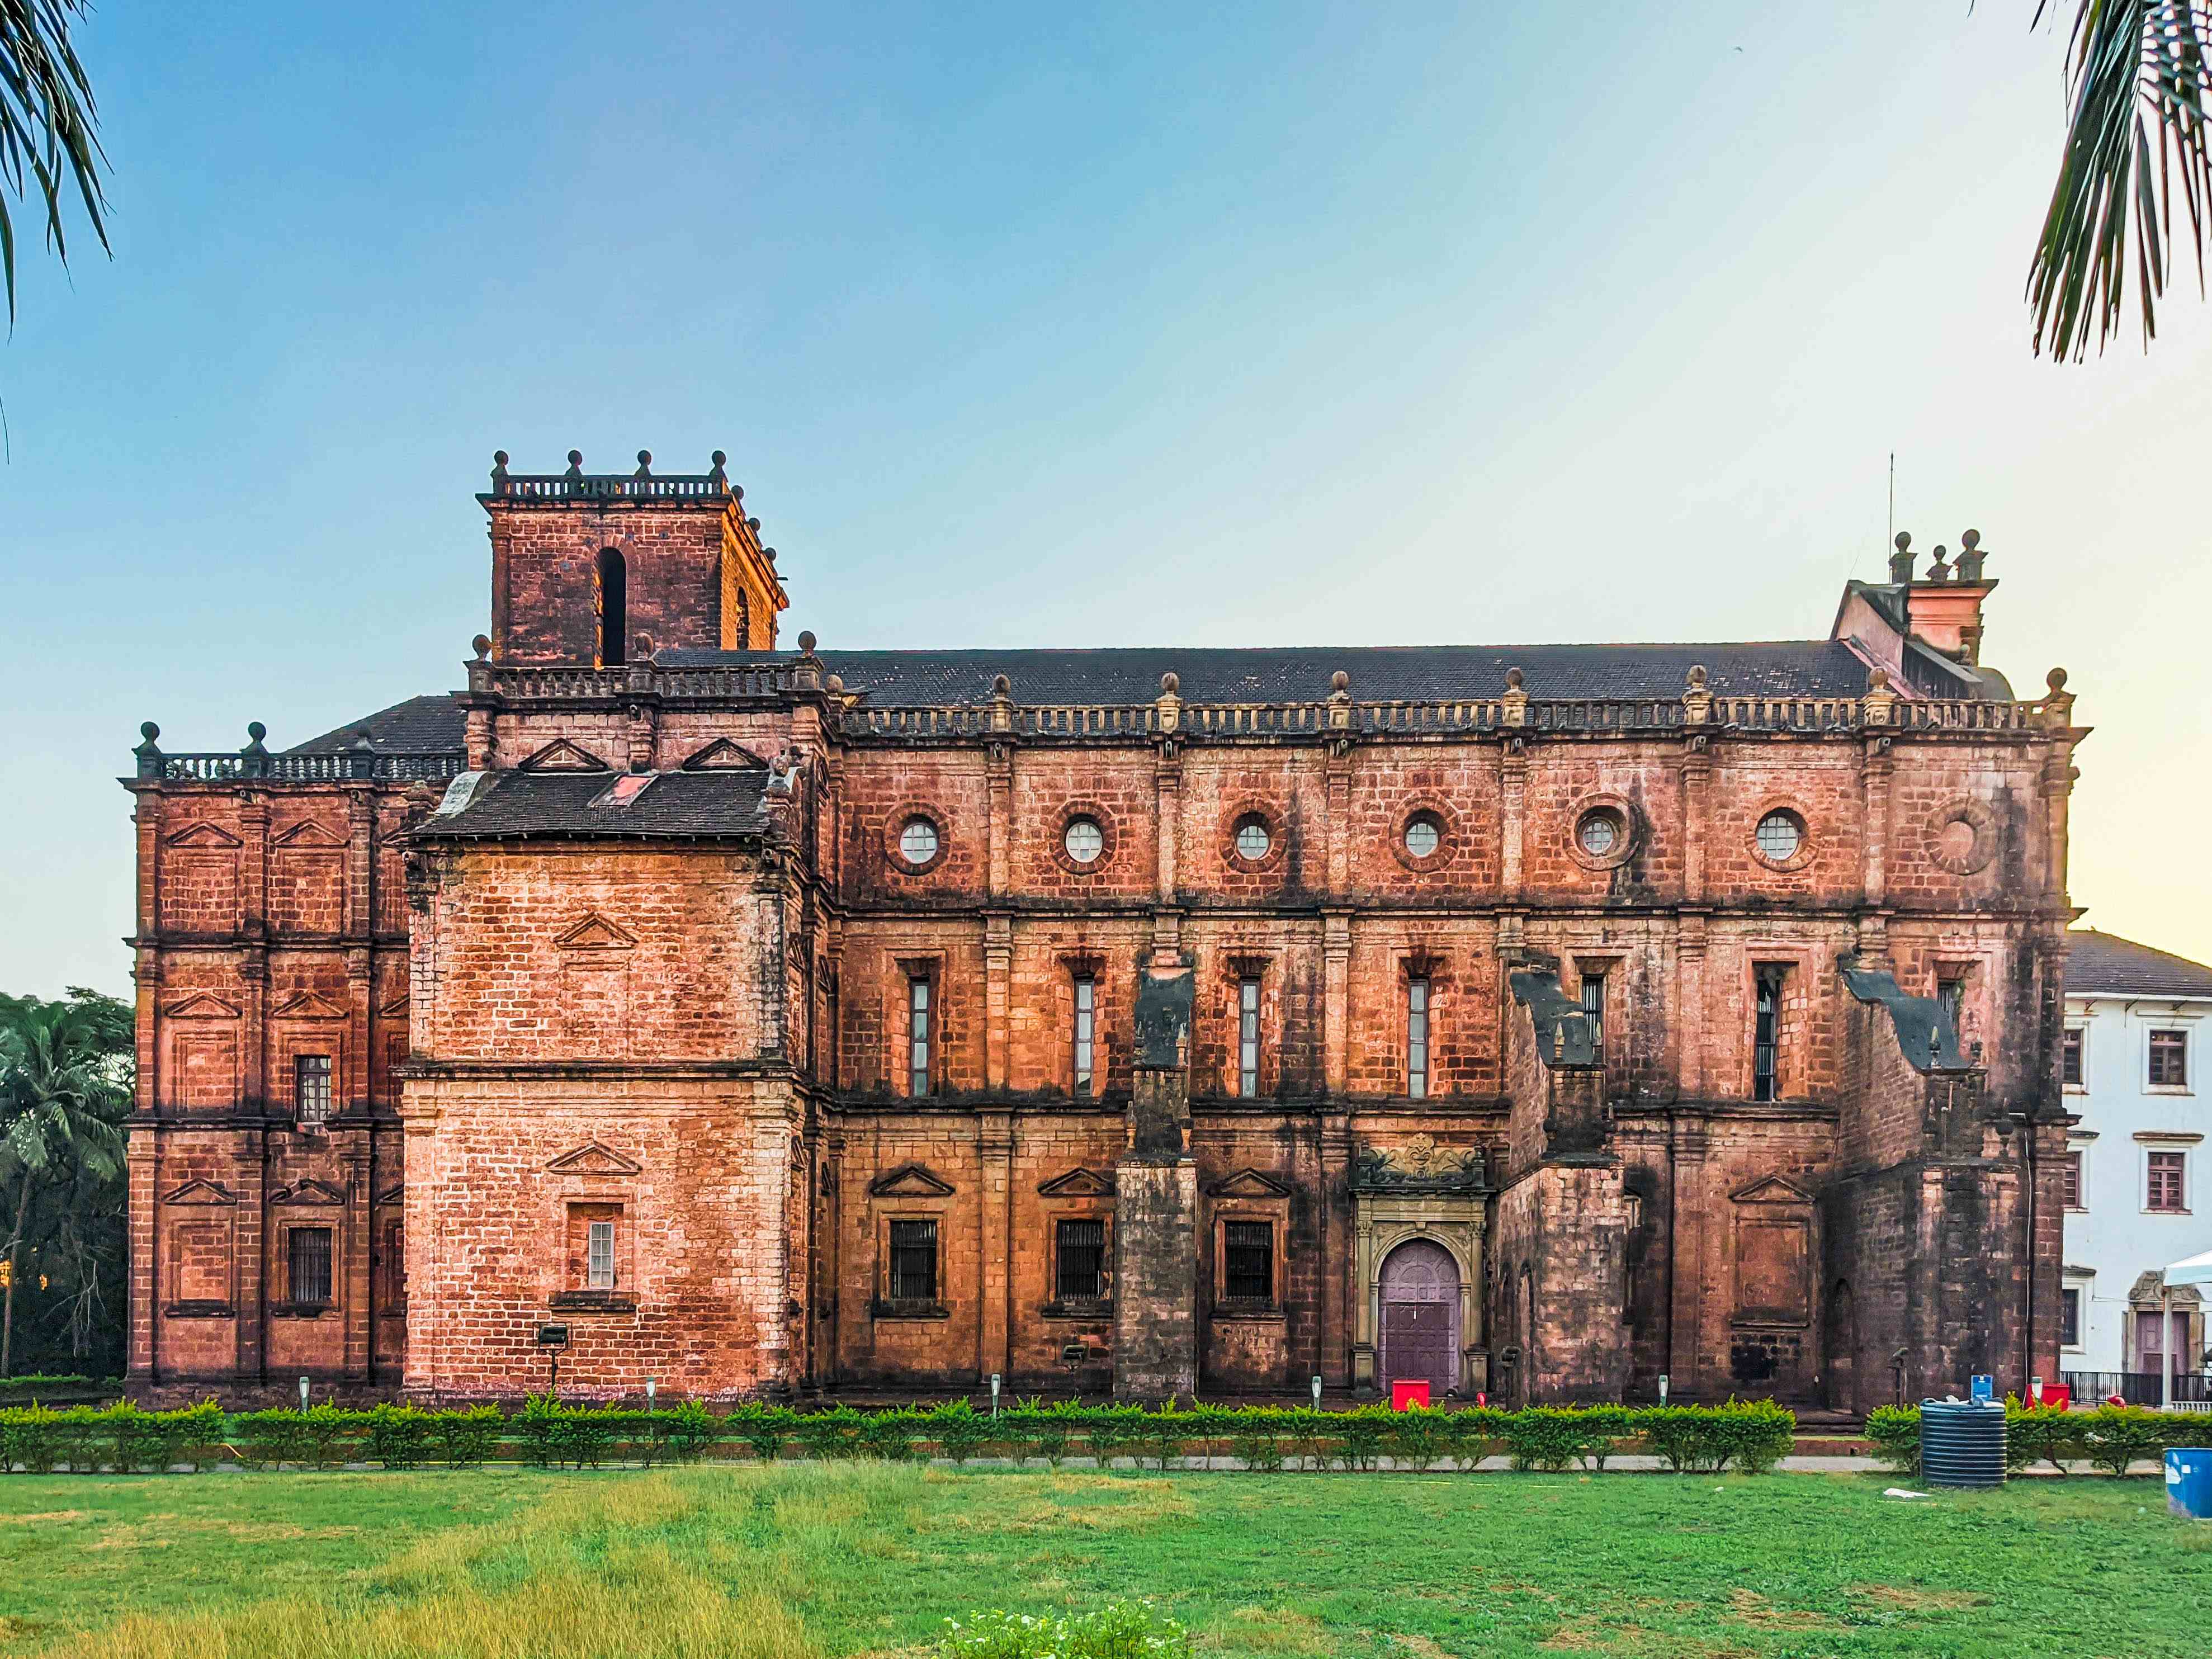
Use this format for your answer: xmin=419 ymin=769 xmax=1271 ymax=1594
xmin=3 ymin=1466 xmax=2206 ymax=1658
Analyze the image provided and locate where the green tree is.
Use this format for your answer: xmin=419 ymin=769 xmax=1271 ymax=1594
xmin=2029 ymin=4 xmax=2212 ymax=357
xmin=0 ymin=988 xmax=131 ymax=1377
xmin=1 ymin=0 xmax=111 ymax=323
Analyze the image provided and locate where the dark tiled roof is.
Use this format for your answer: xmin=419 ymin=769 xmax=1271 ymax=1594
xmin=412 ymin=769 xmax=772 ymax=842
xmin=661 ymin=641 xmax=1887 ymax=706
xmin=287 ymin=694 xmax=467 ymax=755
xmin=2064 ymin=931 xmax=2212 ymax=999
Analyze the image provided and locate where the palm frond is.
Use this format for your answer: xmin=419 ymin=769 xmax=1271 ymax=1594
xmin=0 ymin=0 xmax=111 ymax=323
xmin=2030 ymin=1 xmax=2212 ymax=358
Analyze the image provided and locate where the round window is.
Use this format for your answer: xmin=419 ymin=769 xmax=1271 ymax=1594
xmin=1403 ymin=814 xmax=1442 ymax=859
xmin=1064 ymin=816 xmax=1104 ymax=864
xmin=898 ymin=817 xmax=940 ymax=866
xmin=1577 ymin=811 xmax=1621 ymax=857
xmin=1755 ymin=810 xmax=1803 ymax=862
xmin=1233 ymin=815 xmax=1273 ymax=861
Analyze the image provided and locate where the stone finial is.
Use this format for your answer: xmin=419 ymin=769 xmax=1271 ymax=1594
xmin=708 ymin=450 xmax=728 ymax=488
xmin=490 ymin=450 xmax=510 ymax=492
xmin=764 ymin=547 xmax=777 ymax=566
xmin=1682 ymin=663 xmax=1712 ymax=725
xmin=1160 ymin=671 xmax=1179 ymax=696
xmin=1888 ymin=531 xmax=1915 ymax=585
xmin=824 ymin=673 xmax=844 ymax=697
xmin=565 ymin=449 xmax=584 ymax=479
xmin=991 ymin=672 xmax=1010 ymax=695
xmin=746 ymin=516 xmax=760 ymax=532
xmin=1330 ymin=669 xmax=1350 ymax=694
xmin=1862 ymin=663 xmax=1897 ymax=725
xmin=1956 ymin=527 xmax=1986 ymax=582
xmin=1502 ymin=665 xmax=1527 ymax=727
xmin=797 ymin=629 xmax=818 ymax=656
xmin=1926 ymin=544 xmax=1951 ymax=583
xmin=634 ymin=631 xmax=656 ymax=661
xmin=1686 ymin=664 xmax=1708 ymax=692
xmin=634 ymin=450 xmax=653 ymax=479
xmin=345 ymin=727 xmax=377 ymax=781
xmin=471 ymin=634 xmax=492 ymax=663
xmin=243 ymin=721 xmax=268 ymax=754
xmin=134 ymin=721 xmax=163 ymax=778
xmin=1156 ymin=670 xmax=1181 ymax=736
xmin=2039 ymin=666 xmax=2076 ymax=730
xmin=988 ymin=672 xmax=1013 ymax=734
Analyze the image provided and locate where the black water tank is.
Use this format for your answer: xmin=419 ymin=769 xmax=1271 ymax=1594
xmin=1920 ymin=1398 xmax=2006 ymax=1488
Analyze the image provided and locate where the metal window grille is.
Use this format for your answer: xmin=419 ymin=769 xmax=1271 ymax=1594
xmin=587 ymin=1220 xmax=616 ymax=1289
xmin=909 ymin=978 xmax=932 ymax=1098
xmin=2062 ymin=1151 xmax=2083 ymax=1208
xmin=2150 ymin=1029 xmax=2189 ymax=1088
xmin=287 ymin=1227 xmax=333 ymax=1305
xmin=2062 ymin=1028 xmax=2083 ymax=1086
xmin=295 ymin=1054 xmax=333 ymax=1125
xmin=1056 ymin=1218 xmax=1105 ymax=1299
xmin=1407 ymin=979 xmax=1429 ymax=1100
xmin=1238 ymin=978 xmax=1260 ymax=1098
xmin=1937 ymin=977 xmax=1965 ymax=1035
xmin=1580 ymin=973 xmax=1605 ymax=1060
xmin=1074 ymin=977 xmax=1095 ymax=1096
xmin=2148 ymin=1151 xmax=2187 ymax=1212
xmin=1752 ymin=967 xmax=1785 ymax=1102
xmin=888 ymin=1219 xmax=938 ymax=1300
xmin=1223 ymin=1221 xmax=1273 ymax=1303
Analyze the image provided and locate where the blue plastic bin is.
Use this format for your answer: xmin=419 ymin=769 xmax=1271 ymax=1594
xmin=2167 ymin=1448 xmax=2212 ymax=1519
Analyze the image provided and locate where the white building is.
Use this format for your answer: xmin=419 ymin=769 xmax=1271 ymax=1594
xmin=2061 ymin=930 xmax=2212 ymax=1401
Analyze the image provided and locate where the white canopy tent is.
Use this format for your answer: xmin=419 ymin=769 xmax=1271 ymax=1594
xmin=2159 ymin=1251 xmax=2212 ymax=1410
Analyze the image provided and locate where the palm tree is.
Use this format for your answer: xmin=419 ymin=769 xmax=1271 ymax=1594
xmin=1 ymin=0 xmax=110 ymax=323
xmin=2030 ymin=3 xmax=2212 ymax=358
xmin=0 ymin=991 xmax=131 ymax=1377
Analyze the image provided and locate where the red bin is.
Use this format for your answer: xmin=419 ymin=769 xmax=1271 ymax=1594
xmin=1391 ymin=1380 xmax=1432 ymax=1411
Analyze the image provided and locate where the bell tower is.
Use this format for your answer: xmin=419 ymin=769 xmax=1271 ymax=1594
xmin=479 ymin=448 xmax=788 ymax=664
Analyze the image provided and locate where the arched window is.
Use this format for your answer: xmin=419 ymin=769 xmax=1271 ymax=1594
xmin=597 ymin=549 xmax=627 ymax=666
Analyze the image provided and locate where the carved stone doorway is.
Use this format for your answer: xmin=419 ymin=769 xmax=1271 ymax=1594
xmin=1379 ymin=1239 xmax=1460 ymax=1397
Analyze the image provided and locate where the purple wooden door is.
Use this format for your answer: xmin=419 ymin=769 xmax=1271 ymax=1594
xmin=1379 ymin=1240 xmax=1459 ymax=1397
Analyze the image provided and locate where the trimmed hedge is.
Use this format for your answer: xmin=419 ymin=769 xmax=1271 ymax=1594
xmin=0 ymin=1396 xmax=1803 ymax=1475
xmin=1866 ymin=1400 xmax=2209 ymax=1478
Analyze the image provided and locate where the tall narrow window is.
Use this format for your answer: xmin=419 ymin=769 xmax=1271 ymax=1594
xmin=287 ymin=1227 xmax=333 ymax=1306
xmin=1936 ymin=976 xmax=1965 ymax=1034
xmin=1223 ymin=1221 xmax=1273 ymax=1303
xmin=2148 ymin=1150 xmax=2187 ymax=1212
xmin=1073 ymin=977 xmax=1095 ymax=1097
xmin=888 ymin=1218 xmax=938 ymax=1301
xmin=584 ymin=1220 xmax=616 ymax=1289
xmin=2062 ymin=1027 xmax=2084 ymax=1087
xmin=597 ymin=549 xmax=627 ymax=666
xmin=1056 ymin=1217 xmax=1105 ymax=1299
xmin=908 ymin=977 xmax=932 ymax=1099
xmin=376 ymin=1219 xmax=405 ymax=1306
xmin=1406 ymin=979 xmax=1430 ymax=1100
xmin=2061 ymin=1287 xmax=2082 ymax=1348
xmin=295 ymin=1054 xmax=333 ymax=1126
xmin=1752 ymin=966 xmax=1785 ymax=1102
xmin=2150 ymin=1029 xmax=2189 ymax=1088
xmin=1580 ymin=972 xmax=1606 ymax=1061
xmin=1237 ymin=977 xmax=1261 ymax=1098
xmin=2062 ymin=1150 xmax=2084 ymax=1208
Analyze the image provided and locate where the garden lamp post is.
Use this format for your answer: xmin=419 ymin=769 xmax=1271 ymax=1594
xmin=1310 ymin=1375 xmax=1322 ymax=1407
xmin=990 ymin=1373 xmax=1001 ymax=1418
xmin=297 ymin=1376 xmax=309 ymax=1412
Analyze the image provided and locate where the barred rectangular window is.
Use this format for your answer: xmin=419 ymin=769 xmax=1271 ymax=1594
xmin=2061 ymin=1287 xmax=2081 ymax=1348
xmin=1237 ymin=977 xmax=1260 ymax=1098
xmin=888 ymin=1218 xmax=938 ymax=1301
xmin=587 ymin=1220 xmax=616 ymax=1290
xmin=295 ymin=1054 xmax=333 ymax=1125
xmin=1580 ymin=972 xmax=1605 ymax=1060
xmin=1407 ymin=979 xmax=1430 ymax=1100
xmin=909 ymin=977 xmax=932 ymax=1099
xmin=1073 ymin=977 xmax=1095 ymax=1097
xmin=2061 ymin=1027 xmax=2083 ymax=1087
xmin=1752 ymin=965 xmax=1786 ymax=1102
xmin=1223 ymin=1220 xmax=1272 ymax=1304
xmin=287 ymin=1227 xmax=333 ymax=1306
xmin=2148 ymin=1150 xmax=2187 ymax=1212
xmin=2149 ymin=1029 xmax=2189 ymax=1088
xmin=1056 ymin=1217 xmax=1105 ymax=1299
xmin=2062 ymin=1150 xmax=2083 ymax=1209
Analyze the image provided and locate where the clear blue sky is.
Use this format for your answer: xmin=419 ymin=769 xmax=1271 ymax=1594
xmin=7 ymin=2 xmax=2212 ymax=996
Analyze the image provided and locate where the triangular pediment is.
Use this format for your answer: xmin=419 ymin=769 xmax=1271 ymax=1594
xmin=556 ymin=913 xmax=636 ymax=952
xmin=1205 ymin=1167 xmax=1295 ymax=1199
xmin=162 ymin=992 xmax=241 ymax=1020
xmin=376 ymin=994 xmax=410 ymax=1018
xmin=546 ymin=1140 xmax=643 ymax=1176
xmin=161 ymin=1178 xmax=237 ymax=1207
xmin=375 ymin=1183 xmax=406 ymax=1206
xmin=1038 ymin=1167 xmax=1117 ymax=1197
xmin=869 ymin=1162 xmax=955 ymax=1198
xmin=271 ymin=1178 xmax=347 ymax=1207
xmin=164 ymin=821 xmax=242 ymax=849
xmin=518 ymin=738 xmax=611 ymax=773
xmin=1731 ymin=1174 xmax=1814 ymax=1206
xmin=272 ymin=819 xmax=348 ymax=849
xmin=270 ymin=990 xmax=348 ymax=1020
xmin=681 ymin=738 xmax=765 ymax=771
